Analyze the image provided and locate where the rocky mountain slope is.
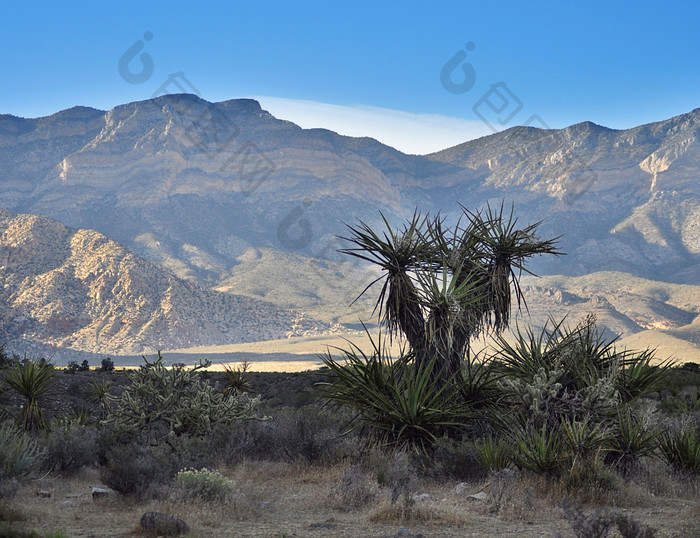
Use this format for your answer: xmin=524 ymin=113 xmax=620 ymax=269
xmin=0 ymin=208 xmax=327 ymax=357
xmin=0 ymin=96 xmax=698 ymax=361
xmin=1 ymin=96 xmax=698 ymax=285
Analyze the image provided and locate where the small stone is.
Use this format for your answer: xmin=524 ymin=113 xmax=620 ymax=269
xmin=451 ymin=482 xmax=469 ymax=495
xmin=61 ymin=500 xmax=75 ymax=508
xmin=66 ymin=493 xmax=80 ymax=498
xmin=413 ymin=493 xmax=431 ymax=502
xmin=35 ymin=490 xmax=51 ymax=498
xmin=91 ymin=486 xmax=115 ymax=500
xmin=140 ymin=512 xmax=189 ymax=536
xmin=310 ymin=518 xmax=336 ymax=529
xmin=397 ymin=529 xmax=410 ymax=536
xmin=467 ymin=491 xmax=489 ymax=501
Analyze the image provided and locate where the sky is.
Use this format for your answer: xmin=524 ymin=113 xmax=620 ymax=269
xmin=2 ymin=1 xmax=699 ymax=154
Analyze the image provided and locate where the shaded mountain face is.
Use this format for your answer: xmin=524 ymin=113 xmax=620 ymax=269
xmin=1 ymin=95 xmax=698 ymax=285
xmin=0 ymin=208 xmax=328 ymax=358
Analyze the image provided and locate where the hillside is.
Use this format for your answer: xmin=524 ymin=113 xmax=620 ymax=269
xmin=0 ymin=208 xmax=329 ymax=358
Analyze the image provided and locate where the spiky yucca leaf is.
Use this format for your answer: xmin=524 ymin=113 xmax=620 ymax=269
xmin=2 ymin=359 xmax=56 ymax=431
xmin=606 ymin=408 xmax=660 ymax=474
xmin=659 ymin=423 xmax=700 ymax=474
xmin=318 ymin=333 xmax=473 ymax=450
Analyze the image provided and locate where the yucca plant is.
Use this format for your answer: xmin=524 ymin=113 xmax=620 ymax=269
xmin=1 ymin=358 xmax=56 ymax=431
xmin=659 ymin=422 xmax=700 ymax=474
xmin=340 ymin=203 xmax=560 ymax=378
xmin=560 ymin=417 xmax=610 ymax=485
xmin=53 ymin=407 xmax=92 ymax=429
xmin=605 ymin=407 xmax=660 ymax=475
xmin=0 ymin=421 xmax=45 ymax=481
xmin=222 ymin=361 xmax=253 ymax=397
xmin=616 ymin=348 xmax=673 ymax=403
xmin=323 ymin=202 xmax=559 ymax=450
xmin=495 ymin=315 xmax=669 ymax=429
xmin=512 ymin=422 xmax=565 ymax=478
xmin=476 ymin=435 xmax=514 ymax=472
xmin=318 ymin=333 xmax=474 ymax=450
xmin=87 ymin=379 xmax=113 ymax=419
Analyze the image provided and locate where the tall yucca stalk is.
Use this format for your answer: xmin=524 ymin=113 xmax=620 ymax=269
xmin=2 ymin=359 xmax=56 ymax=431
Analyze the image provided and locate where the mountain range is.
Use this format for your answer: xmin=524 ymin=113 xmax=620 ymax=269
xmin=0 ymin=95 xmax=698 ymax=362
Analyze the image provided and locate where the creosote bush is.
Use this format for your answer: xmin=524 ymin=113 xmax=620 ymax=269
xmin=41 ymin=423 xmax=97 ymax=476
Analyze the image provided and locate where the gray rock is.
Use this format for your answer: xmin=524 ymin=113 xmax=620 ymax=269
xmin=140 ymin=512 xmax=190 ymax=536
xmin=413 ymin=493 xmax=431 ymax=502
xmin=61 ymin=500 xmax=75 ymax=508
xmin=451 ymin=482 xmax=469 ymax=495
xmin=35 ymin=490 xmax=51 ymax=498
xmin=467 ymin=491 xmax=489 ymax=501
xmin=91 ymin=486 xmax=115 ymax=500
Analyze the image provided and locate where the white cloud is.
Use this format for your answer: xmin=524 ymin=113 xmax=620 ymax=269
xmin=251 ymin=96 xmax=492 ymax=155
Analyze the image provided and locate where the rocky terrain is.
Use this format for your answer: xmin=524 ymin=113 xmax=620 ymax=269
xmin=0 ymin=96 xmax=699 ymax=361
xmin=0 ymin=208 xmax=328 ymax=358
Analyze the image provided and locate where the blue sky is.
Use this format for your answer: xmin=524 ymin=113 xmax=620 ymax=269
xmin=2 ymin=1 xmax=699 ymax=154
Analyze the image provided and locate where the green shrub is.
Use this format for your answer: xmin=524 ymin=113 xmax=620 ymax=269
xmin=174 ymin=467 xmax=234 ymax=503
xmin=214 ymin=405 xmax=357 ymax=465
xmin=430 ymin=436 xmax=486 ymax=480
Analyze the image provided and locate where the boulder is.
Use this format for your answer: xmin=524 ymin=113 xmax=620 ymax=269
xmin=140 ymin=512 xmax=190 ymax=536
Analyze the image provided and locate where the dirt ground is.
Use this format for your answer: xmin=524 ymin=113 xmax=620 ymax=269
xmin=3 ymin=462 xmax=699 ymax=538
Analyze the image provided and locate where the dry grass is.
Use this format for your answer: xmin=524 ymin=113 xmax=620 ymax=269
xmin=368 ymin=499 xmax=471 ymax=526
xmin=2 ymin=458 xmax=699 ymax=537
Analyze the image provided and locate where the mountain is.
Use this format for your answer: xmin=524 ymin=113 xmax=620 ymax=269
xmin=1 ymin=97 xmax=698 ymax=285
xmin=0 ymin=96 xmax=699 ymax=362
xmin=427 ymin=114 xmax=700 ymax=283
xmin=0 ymin=208 xmax=328 ymax=358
